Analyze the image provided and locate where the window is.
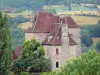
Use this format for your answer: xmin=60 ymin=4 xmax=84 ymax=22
xmin=56 ymin=48 xmax=59 ymax=55
xmin=56 ymin=62 xmax=59 ymax=68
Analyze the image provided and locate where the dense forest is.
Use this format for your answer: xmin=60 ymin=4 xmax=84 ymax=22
xmin=8 ymin=16 xmax=29 ymax=50
xmin=1 ymin=0 xmax=100 ymax=9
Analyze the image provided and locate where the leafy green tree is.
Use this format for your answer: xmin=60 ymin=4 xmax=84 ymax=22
xmin=22 ymin=39 xmax=45 ymax=58
xmin=68 ymin=0 xmax=72 ymax=11
xmin=13 ymin=39 xmax=50 ymax=73
xmin=26 ymin=56 xmax=50 ymax=72
xmin=81 ymin=24 xmax=100 ymax=37
xmin=64 ymin=0 xmax=72 ymax=10
xmin=42 ymin=50 xmax=100 ymax=75
xmin=81 ymin=29 xmax=93 ymax=47
xmin=49 ymin=9 xmax=56 ymax=14
xmin=0 ymin=11 xmax=12 ymax=75
xmin=96 ymin=42 xmax=100 ymax=51
xmin=59 ymin=50 xmax=100 ymax=75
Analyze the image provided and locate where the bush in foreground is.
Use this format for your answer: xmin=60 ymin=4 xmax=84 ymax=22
xmin=42 ymin=50 xmax=100 ymax=75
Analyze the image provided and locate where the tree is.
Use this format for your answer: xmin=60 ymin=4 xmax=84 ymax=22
xmin=49 ymin=9 xmax=56 ymax=14
xmin=42 ymin=50 xmax=100 ymax=75
xmin=96 ymin=42 xmax=100 ymax=51
xmin=64 ymin=0 xmax=72 ymax=11
xmin=0 ymin=11 xmax=12 ymax=75
xmin=13 ymin=39 xmax=50 ymax=73
xmin=59 ymin=50 xmax=100 ymax=75
xmin=81 ymin=29 xmax=93 ymax=47
xmin=67 ymin=0 xmax=72 ymax=11
xmin=22 ymin=39 xmax=45 ymax=58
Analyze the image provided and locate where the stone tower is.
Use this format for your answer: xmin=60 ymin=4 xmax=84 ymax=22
xmin=25 ymin=12 xmax=81 ymax=71
xmin=61 ymin=22 xmax=69 ymax=65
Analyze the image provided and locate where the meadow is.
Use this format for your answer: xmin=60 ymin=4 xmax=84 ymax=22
xmin=7 ymin=4 xmax=100 ymax=29
xmin=72 ymin=16 xmax=100 ymax=25
xmin=19 ymin=22 xmax=32 ymax=29
xmin=92 ymin=38 xmax=100 ymax=44
xmin=7 ymin=11 xmax=32 ymax=18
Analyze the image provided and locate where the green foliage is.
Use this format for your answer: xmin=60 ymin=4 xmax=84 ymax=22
xmin=28 ymin=56 xmax=50 ymax=72
xmin=1 ymin=0 xmax=100 ymax=10
xmin=49 ymin=9 xmax=56 ymax=14
xmin=8 ymin=16 xmax=29 ymax=50
xmin=81 ymin=24 xmax=100 ymax=37
xmin=42 ymin=50 xmax=100 ymax=75
xmin=81 ymin=29 xmax=93 ymax=47
xmin=20 ymin=72 xmax=29 ymax=75
xmin=64 ymin=0 xmax=72 ymax=10
xmin=60 ymin=50 xmax=100 ymax=75
xmin=0 ymin=11 xmax=12 ymax=75
xmin=12 ymin=59 xmax=25 ymax=72
xmin=81 ymin=43 xmax=89 ymax=52
xmin=13 ymin=39 xmax=50 ymax=73
xmin=96 ymin=42 xmax=100 ymax=51
xmin=22 ymin=39 xmax=45 ymax=58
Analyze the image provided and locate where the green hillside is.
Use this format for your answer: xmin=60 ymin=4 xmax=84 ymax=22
xmin=1 ymin=0 xmax=45 ymax=8
xmin=1 ymin=0 xmax=100 ymax=9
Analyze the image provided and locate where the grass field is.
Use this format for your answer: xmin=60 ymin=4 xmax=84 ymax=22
xmin=19 ymin=22 xmax=32 ymax=29
xmin=19 ymin=15 xmax=100 ymax=30
xmin=19 ymin=15 xmax=100 ymax=29
xmin=57 ymin=11 xmax=100 ymax=16
xmin=72 ymin=16 xmax=100 ymax=25
xmin=92 ymin=38 xmax=100 ymax=45
xmin=44 ymin=4 xmax=89 ymax=11
xmin=7 ymin=11 xmax=32 ymax=18
xmin=43 ymin=5 xmax=67 ymax=10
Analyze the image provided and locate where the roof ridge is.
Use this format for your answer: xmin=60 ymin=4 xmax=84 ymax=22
xmin=33 ymin=12 xmax=39 ymax=32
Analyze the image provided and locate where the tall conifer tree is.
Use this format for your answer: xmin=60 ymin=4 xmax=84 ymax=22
xmin=0 ymin=11 xmax=11 ymax=75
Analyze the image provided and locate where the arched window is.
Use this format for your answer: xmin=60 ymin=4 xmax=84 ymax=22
xmin=56 ymin=48 xmax=59 ymax=55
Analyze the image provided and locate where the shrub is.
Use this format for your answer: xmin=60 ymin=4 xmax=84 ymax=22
xmin=96 ymin=42 xmax=100 ymax=51
xmin=20 ymin=72 xmax=29 ymax=75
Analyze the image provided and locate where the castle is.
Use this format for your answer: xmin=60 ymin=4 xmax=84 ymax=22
xmin=25 ymin=12 xmax=81 ymax=71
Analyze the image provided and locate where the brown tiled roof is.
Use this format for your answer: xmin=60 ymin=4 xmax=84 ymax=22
xmin=43 ymin=23 xmax=77 ymax=46
xmin=69 ymin=36 xmax=77 ymax=45
xmin=60 ymin=17 xmax=80 ymax=28
xmin=43 ymin=23 xmax=61 ymax=45
xmin=33 ymin=12 xmax=54 ymax=33
xmin=25 ymin=12 xmax=80 ymax=33
xmin=25 ymin=27 xmax=33 ymax=33
xmin=12 ymin=46 xmax=22 ymax=60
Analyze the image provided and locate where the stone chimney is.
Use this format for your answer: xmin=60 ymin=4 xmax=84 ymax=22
xmin=61 ymin=21 xmax=69 ymax=65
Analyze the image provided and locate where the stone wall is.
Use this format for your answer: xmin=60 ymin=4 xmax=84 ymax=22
xmin=44 ymin=45 xmax=62 ymax=71
xmin=68 ymin=28 xmax=81 ymax=56
xmin=25 ymin=33 xmax=34 ymax=40
xmin=44 ymin=45 xmax=77 ymax=71
xmin=25 ymin=33 xmax=48 ymax=43
xmin=68 ymin=45 xmax=77 ymax=59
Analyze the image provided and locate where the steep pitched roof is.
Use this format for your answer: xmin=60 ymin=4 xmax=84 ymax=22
xmin=43 ymin=23 xmax=77 ymax=46
xmin=25 ymin=27 xmax=33 ymax=33
xmin=69 ymin=36 xmax=77 ymax=45
xmin=60 ymin=17 xmax=80 ymax=28
xmin=33 ymin=12 xmax=60 ymax=33
xmin=43 ymin=23 xmax=61 ymax=45
xmin=26 ymin=12 xmax=79 ymax=33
